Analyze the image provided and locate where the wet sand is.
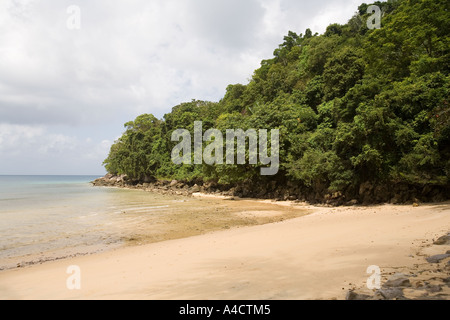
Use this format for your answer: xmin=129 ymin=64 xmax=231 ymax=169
xmin=1 ymin=193 xmax=308 ymax=271
xmin=0 ymin=199 xmax=449 ymax=300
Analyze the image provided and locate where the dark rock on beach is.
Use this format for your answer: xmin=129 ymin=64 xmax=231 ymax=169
xmin=375 ymin=288 xmax=406 ymax=300
xmin=382 ymin=274 xmax=411 ymax=288
xmin=426 ymin=254 xmax=450 ymax=264
xmin=424 ymin=284 xmax=442 ymax=293
xmin=344 ymin=231 xmax=450 ymax=300
xmin=434 ymin=233 xmax=450 ymax=245
xmin=345 ymin=291 xmax=371 ymax=300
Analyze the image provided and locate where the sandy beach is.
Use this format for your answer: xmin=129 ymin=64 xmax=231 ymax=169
xmin=0 ymin=199 xmax=449 ymax=300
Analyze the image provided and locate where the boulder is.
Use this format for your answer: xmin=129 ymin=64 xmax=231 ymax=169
xmin=434 ymin=233 xmax=450 ymax=245
xmin=345 ymin=290 xmax=371 ymax=300
xmin=346 ymin=199 xmax=359 ymax=206
xmin=374 ymin=185 xmax=389 ymax=202
xmin=332 ymin=191 xmax=343 ymax=199
xmin=383 ymin=273 xmax=411 ymax=288
xmin=359 ymin=181 xmax=373 ymax=196
xmin=425 ymin=284 xmax=442 ymax=293
xmin=426 ymin=254 xmax=450 ymax=264
xmin=375 ymin=288 xmax=405 ymax=300
xmin=390 ymin=194 xmax=401 ymax=204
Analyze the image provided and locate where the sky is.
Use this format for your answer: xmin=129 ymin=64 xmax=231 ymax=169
xmin=0 ymin=0 xmax=364 ymax=175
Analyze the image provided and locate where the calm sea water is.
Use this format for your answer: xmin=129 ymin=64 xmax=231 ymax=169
xmin=0 ymin=175 xmax=180 ymax=270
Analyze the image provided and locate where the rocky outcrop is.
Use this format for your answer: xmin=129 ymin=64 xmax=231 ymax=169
xmin=382 ymin=274 xmax=412 ymax=288
xmin=92 ymin=174 xmax=449 ymax=206
xmin=92 ymin=175 xmax=217 ymax=197
xmin=346 ymin=231 xmax=450 ymax=300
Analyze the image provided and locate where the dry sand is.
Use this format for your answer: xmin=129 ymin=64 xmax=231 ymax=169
xmin=0 ymin=200 xmax=449 ymax=300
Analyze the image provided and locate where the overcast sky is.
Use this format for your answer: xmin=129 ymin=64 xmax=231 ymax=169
xmin=0 ymin=0 xmax=363 ymax=175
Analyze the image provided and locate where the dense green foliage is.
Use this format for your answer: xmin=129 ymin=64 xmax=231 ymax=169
xmin=104 ymin=0 xmax=449 ymax=199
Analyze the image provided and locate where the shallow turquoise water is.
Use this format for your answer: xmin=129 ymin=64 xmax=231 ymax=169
xmin=0 ymin=175 xmax=180 ymax=270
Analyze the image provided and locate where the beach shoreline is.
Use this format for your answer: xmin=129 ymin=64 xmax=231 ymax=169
xmin=0 ymin=193 xmax=310 ymax=272
xmin=0 ymin=199 xmax=449 ymax=300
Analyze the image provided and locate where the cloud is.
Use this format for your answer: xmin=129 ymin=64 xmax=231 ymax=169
xmin=0 ymin=123 xmax=111 ymax=174
xmin=0 ymin=0 xmax=364 ymax=174
xmin=0 ymin=123 xmax=45 ymax=155
xmin=182 ymin=0 xmax=265 ymax=50
xmin=0 ymin=0 xmax=363 ymax=125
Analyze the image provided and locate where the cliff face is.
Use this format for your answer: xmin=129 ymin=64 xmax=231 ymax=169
xmin=92 ymin=174 xmax=449 ymax=206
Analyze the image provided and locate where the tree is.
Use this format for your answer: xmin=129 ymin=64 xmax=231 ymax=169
xmin=103 ymin=0 xmax=450 ymax=202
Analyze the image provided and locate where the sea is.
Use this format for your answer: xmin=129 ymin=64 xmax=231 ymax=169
xmin=0 ymin=175 xmax=181 ymax=270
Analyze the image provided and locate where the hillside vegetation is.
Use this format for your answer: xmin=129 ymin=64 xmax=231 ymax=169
xmin=103 ymin=0 xmax=449 ymax=204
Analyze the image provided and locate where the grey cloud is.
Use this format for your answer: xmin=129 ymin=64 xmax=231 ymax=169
xmin=279 ymin=0 xmax=362 ymax=32
xmin=183 ymin=0 xmax=265 ymax=51
xmin=0 ymin=0 xmax=364 ymax=174
xmin=0 ymin=0 xmax=363 ymax=128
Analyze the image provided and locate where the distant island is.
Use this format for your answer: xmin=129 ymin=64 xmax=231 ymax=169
xmin=99 ymin=0 xmax=449 ymax=205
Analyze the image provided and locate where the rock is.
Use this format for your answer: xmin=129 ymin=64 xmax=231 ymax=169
xmin=359 ymin=181 xmax=373 ymax=195
xmin=425 ymin=284 xmax=442 ymax=293
xmin=92 ymin=178 xmax=104 ymax=186
xmin=390 ymin=195 xmax=401 ymax=204
xmin=170 ymin=180 xmax=179 ymax=187
xmin=345 ymin=290 xmax=371 ymax=300
xmin=421 ymin=185 xmax=432 ymax=196
xmin=370 ymin=291 xmax=387 ymax=300
xmin=413 ymin=203 xmax=419 ymax=207
xmin=426 ymin=254 xmax=450 ymax=264
xmin=143 ymin=175 xmax=154 ymax=183
xmin=191 ymin=184 xmax=201 ymax=193
xmin=104 ymin=173 xmax=114 ymax=180
xmin=374 ymin=185 xmax=390 ymax=202
xmin=258 ymin=191 xmax=268 ymax=198
xmin=383 ymin=274 xmax=411 ymax=288
xmin=203 ymin=181 xmax=218 ymax=190
xmin=434 ymin=233 xmax=450 ymax=245
xmin=375 ymin=288 xmax=405 ymax=300
xmin=346 ymin=199 xmax=359 ymax=206
xmin=332 ymin=191 xmax=343 ymax=199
